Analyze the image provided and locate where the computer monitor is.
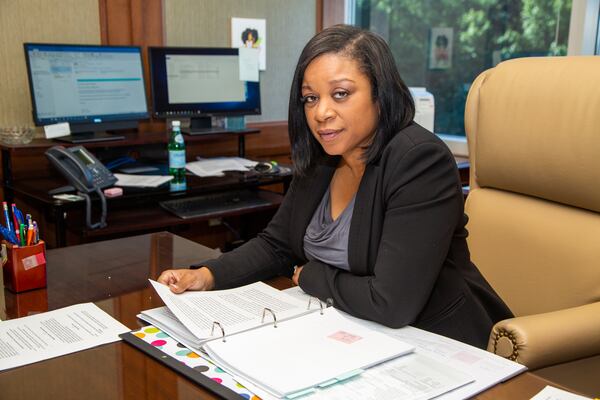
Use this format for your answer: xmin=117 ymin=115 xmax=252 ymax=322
xmin=148 ymin=47 xmax=261 ymax=134
xmin=24 ymin=43 xmax=149 ymax=143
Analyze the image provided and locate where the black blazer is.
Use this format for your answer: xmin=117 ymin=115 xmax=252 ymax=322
xmin=204 ymin=124 xmax=513 ymax=349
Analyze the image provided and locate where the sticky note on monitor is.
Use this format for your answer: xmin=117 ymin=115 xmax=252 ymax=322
xmin=239 ymin=47 xmax=259 ymax=82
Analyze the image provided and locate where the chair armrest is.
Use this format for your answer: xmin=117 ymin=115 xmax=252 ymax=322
xmin=487 ymin=302 xmax=600 ymax=369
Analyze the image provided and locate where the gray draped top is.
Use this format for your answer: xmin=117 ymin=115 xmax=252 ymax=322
xmin=303 ymin=188 xmax=355 ymax=271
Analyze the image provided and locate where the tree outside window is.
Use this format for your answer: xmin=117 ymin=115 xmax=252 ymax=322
xmin=355 ymin=0 xmax=572 ymax=136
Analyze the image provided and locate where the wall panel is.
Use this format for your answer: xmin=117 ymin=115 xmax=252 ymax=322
xmin=164 ymin=0 xmax=316 ymax=123
xmin=0 ymin=0 xmax=101 ymax=127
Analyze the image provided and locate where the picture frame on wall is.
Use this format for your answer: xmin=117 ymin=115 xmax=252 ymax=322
xmin=231 ymin=17 xmax=267 ymax=71
xmin=429 ymin=27 xmax=453 ymax=70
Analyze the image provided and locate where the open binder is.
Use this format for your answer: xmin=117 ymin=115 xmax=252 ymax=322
xmin=203 ymin=307 xmax=414 ymax=398
xmin=141 ymin=281 xmax=415 ymax=399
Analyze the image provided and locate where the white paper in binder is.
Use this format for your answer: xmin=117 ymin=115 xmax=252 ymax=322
xmin=203 ymin=307 xmax=415 ymax=399
xmin=409 ymin=87 xmax=435 ymax=132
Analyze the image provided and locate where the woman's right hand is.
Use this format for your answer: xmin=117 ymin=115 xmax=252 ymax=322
xmin=157 ymin=267 xmax=215 ymax=294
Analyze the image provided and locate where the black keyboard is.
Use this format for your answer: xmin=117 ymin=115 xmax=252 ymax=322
xmin=159 ymin=190 xmax=272 ymax=219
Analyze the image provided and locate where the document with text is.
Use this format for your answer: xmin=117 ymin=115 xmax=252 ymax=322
xmin=203 ymin=307 xmax=416 ymax=399
xmin=282 ymin=286 xmax=526 ymax=400
xmin=146 ymin=281 xmax=416 ymax=398
xmin=0 ymin=303 xmax=129 ymax=371
xmin=145 ymin=280 xmax=314 ymax=347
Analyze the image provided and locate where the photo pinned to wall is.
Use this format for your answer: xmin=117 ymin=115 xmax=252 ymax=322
xmin=231 ymin=17 xmax=266 ymax=71
xmin=429 ymin=27 xmax=453 ymax=70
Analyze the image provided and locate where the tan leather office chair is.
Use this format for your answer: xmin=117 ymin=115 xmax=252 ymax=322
xmin=464 ymin=56 xmax=600 ymax=397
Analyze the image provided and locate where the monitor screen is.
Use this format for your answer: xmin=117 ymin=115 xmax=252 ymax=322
xmin=149 ymin=47 xmax=261 ymax=119
xmin=24 ymin=43 xmax=149 ymax=133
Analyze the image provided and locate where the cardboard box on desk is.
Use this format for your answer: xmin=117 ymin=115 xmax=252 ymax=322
xmin=2 ymin=241 xmax=47 ymax=293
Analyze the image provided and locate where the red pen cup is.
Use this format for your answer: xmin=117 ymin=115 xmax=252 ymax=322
xmin=2 ymin=240 xmax=47 ymax=293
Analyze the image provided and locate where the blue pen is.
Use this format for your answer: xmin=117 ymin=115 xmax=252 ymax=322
xmin=14 ymin=207 xmax=25 ymax=226
xmin=2 ymin=202 xmax=12 ymax=233
xmin=0 ymin=226 xmax=18 ymax=245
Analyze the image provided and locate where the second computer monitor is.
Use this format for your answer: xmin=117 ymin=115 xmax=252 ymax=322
xmin=149 ymin=47 xmax=261 ymax=134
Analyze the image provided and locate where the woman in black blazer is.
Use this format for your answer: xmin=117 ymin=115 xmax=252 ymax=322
xmin=158 ymin=25 xmax=512 ymax=349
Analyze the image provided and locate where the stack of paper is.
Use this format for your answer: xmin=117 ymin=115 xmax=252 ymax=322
xmin=0 ymin=303 xmax=129 ymax=371
xmin=186 ymin=157 xmax=257 ymax=177
xmin=204 ymin=308 xmax=415 ymax=399
xmin=283 ymin=286 xmax=527 ymax=400
xmin=114 ymin=173 xmax=173 ymax=188
xmin=143 ymin=280 xmax=416 ymax=399
xmin=133 ymin=283 xmax=527 ymax=400
xmin=141 ymin=280 xmax=315 ymax=348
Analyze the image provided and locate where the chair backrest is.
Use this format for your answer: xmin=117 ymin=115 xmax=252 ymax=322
xmin=464 ymin=56 xmax=600 ymax=317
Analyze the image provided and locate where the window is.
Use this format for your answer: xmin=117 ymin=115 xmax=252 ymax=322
xmin=596 ymin=3 xmax=600 ymax=54
xmin=353 ymin=0 xmax=573 ymax=137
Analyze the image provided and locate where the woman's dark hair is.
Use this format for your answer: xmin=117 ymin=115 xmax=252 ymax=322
xmin=241 ymin=28 xmax=259 ymax=44
xmin=288 ymin=24 xmax=415 ymax=176
xmin=436 ymin=34 xmax=449 ymax=48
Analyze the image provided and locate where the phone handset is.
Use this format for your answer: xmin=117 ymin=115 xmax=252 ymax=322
xmin=46 ymin=146 xmax=95 ymax=193
xmin=46 ymin=145 xmax=114 ymax=229
xmin=45 ymin=145 xmax=116 ymax=193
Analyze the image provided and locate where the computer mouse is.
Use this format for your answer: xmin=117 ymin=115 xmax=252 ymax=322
xmin=254 ymin=161 xmax=279 ymax=174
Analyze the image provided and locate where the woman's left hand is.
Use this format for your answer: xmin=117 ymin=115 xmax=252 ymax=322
xmin=292 ymin=265 xmax=304 ymax=285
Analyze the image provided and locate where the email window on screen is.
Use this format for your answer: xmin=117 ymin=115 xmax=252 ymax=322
xmin=28 ymin=48 xmax=147 ymax=120
xmin=165 ymin=55 xmax=245 ymax=104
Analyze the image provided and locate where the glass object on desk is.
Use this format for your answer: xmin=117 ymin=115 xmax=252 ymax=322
xmin=168 ymin=120 xmax=187 ymax=191
xmin=169 ymin=179 xmax=187 ymax=192
xmin=0 ymin=126 xmax=34 ymax=145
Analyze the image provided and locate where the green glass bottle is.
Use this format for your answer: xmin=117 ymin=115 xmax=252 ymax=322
xmin=168 ymin=120 xmax=186 ymax=191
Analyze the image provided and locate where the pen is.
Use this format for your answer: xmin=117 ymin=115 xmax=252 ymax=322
xmin=20 ymin=223 xmax=26 ymax=247
xmin=0 ymin=226 xmax=18 ymax=245
xmin=14 ymin=224 xmax=21 ymax=244
xmin=11 ymin=204 xmax=19 ymax=233
xmin=33 ymin=221 xmax=39 ymax=244
xmin=26 ymin=222 xmax=34 ymax=246
xmin=14 ymin=206 xmax=24 ymax=226
xmin=2 ymin=202 xmax=12 ymax=232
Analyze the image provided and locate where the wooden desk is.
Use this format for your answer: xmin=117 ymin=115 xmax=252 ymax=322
xmin=1 ymin=128 xmax=290 ymax=249
xmin=0 ymin=232 xmax=563 ymax=399
xmin=12 ymin=172 xmax=289 ymax=248
xmin=0 ymin=128 xmax=260 ymax=202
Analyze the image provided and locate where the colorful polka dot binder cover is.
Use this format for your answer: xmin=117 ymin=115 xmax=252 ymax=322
xmin=120 ymin=325 xmax=259 ymax=400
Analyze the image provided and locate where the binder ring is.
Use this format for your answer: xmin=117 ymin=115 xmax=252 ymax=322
xmin=261 ymin=307 xmax=277 ymax=328
xmin=211 ymin=321 xmax=226 ymax=342
xmin=307 ymin=297 xmax=325 ymax=315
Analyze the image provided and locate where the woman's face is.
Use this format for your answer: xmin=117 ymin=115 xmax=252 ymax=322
xmin=301 ymin=53 xmax=378 ymax=161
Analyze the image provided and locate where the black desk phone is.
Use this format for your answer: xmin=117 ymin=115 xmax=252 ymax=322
xmin=45 ymin=145 xmax=115 ymax=230
xmin=46 ymin=145 xmax=116 ymax=193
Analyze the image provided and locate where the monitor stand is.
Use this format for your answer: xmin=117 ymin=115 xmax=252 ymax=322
xmin=54 ymin=131 xmax=125 ymax=144
xmin=182 ymin=116 xmax=230 ymax=136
